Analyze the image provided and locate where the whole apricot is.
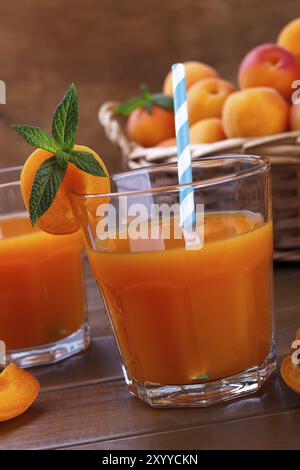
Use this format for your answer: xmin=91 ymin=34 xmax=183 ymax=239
xmin=238 ymin=43 xmax=300 ymax=100
xmin=163 ymin=61 xmax=218 ymax=96
xmin=156 ymin=138 xmax=177 ymax=147
xmin=127 ymin=106 xmax=175 ymax=147
xmin=278 ymin=18 xmax=300 ymax=60
xmin=290 ymin=102 xmax=300 ymax=130
xmin=187 ymin=78 xmax=236 ymax=125
xmin=189 ymin=118 xmax=226 ymax=144
xmin=222 ymin=87 xmax=289 ymax=137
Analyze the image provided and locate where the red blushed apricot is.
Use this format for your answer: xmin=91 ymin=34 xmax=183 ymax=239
xmin=163 ymin=61 xmax=218 ymax=96
xmin=222 ymin=87 xmax=289 ymax=138
xmin=238 ymin=43 xmax=300 ymax=101
xmin=127 ymin=106 xmax=175 ymax=147
xmin=0 ymin=363 xmax=40 ymax=422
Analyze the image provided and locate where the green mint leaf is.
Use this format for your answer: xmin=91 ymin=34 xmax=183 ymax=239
xmin=56 ymin=150 xmax=70 ymax=169
xmin=144 ymin=101 xmax=152 ymax=113
xmin=115 ymin=86 xmax=173 ymax=116
xmin=114 ymin=97 xmax=146 ymax=116
xmin=29 ymin=156 xmax=66 ymax=226
xmin=140 ymin=84 xmax=151 ymax=100
xmin=11 ymin=125 xmax=59 ymax=152
xmin=52 ymin=83 xmax=78 ymax=152
xmin=70 ymin=150 xmax=107 ymax=177
xmin=151 ymin=93 xmax=174 ymax=111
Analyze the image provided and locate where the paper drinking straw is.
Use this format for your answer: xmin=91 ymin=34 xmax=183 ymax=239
xmin=172 ymin=63 xmax=196 ymax=228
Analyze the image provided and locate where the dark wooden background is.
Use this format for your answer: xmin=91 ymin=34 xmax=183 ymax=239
xmin=0 ymin=0 xmax=299 ymax=173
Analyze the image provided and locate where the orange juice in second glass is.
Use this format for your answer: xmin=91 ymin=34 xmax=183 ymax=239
xmin=89 ymin=213 xmax=273 ymax=387
xmin=73 ymin=155 xmax=276 ymax=407
xmin=0 ymin=168 xmax=89 ymax=367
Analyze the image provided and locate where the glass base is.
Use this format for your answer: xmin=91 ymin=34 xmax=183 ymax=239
xmin=6 ymin=322 xmax=90 ymax=368
xmin=125 ymin=350 xmax=276 ymax=408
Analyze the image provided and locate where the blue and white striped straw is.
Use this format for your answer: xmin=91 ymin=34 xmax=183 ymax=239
xmin=172 ymin=63 xmax=196 ymax=228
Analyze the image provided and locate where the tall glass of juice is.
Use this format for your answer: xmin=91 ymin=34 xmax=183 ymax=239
xmin=0 ymin=167 xmax=89 ymax=367
xmin=72 ymin=155 xmax=275 ymax=407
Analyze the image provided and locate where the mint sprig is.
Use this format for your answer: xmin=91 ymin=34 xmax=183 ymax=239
xmin=12 ymin=83 xmax=107 ymax=226
xmin=115 ymin=84 xmax=174 ymax=116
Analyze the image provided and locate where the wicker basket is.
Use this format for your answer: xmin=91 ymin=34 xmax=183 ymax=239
xmin=99 ymin=101 xmax=300 ymax=262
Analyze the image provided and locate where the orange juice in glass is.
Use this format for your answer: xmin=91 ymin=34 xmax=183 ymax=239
xmin=72 ymin=155 xmax=275 ymax=407
xmin=0 ymin=167 xmax=89 ymax=367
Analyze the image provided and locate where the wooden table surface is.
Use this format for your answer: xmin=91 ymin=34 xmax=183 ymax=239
xmin=1 ymin=263 xmax=300 ymax=450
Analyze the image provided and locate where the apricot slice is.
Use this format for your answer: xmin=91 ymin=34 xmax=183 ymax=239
xmin=21 ymin=145 xmax=110 ymax=235
xmin=280 ymin=355 xmax=300 ymax=394
xmin=0 ymin=363 xmax=40 ymax=422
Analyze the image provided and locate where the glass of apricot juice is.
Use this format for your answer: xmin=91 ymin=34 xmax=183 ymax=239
xmin=0 ymin=167 xmax=89 ymax=367
xmin=71 ymin=155 xmax=275 ymax=407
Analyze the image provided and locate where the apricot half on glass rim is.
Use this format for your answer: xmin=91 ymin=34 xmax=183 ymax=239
xmin=0 ymin=363 xmax=40 ymax=422
xmin=21 ymin=144 xmax=110 ymax=235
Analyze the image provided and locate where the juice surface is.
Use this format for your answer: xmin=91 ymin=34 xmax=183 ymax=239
xmin=0 ymin=214 xmax=86 ymax=350
xmin=88 ymin=212 xmax=273 ymax=385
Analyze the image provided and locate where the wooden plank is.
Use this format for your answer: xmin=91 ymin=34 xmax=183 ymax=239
xmin=274 ymin=265 xmax=300 ymax=280
xmin=86 ymin=278 xmax=102 ymax=311
xmin=88 ymin=306 xmax=112 ymax=338
xmin=67 ymin=408 xmax=300 ymax=450
xmin=1 ymin=358 xmax=300 ymax=450
xmin=274 ymin=271 xmax=300 ymax=309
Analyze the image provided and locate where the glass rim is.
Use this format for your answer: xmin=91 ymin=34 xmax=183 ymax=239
xmin=72 ymin=154 xmax=270 ymax=200
xmin=0 ymin=156 xmax=270 ymax=198
xmin=0 ymin=166 xmax=22 ymax=190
